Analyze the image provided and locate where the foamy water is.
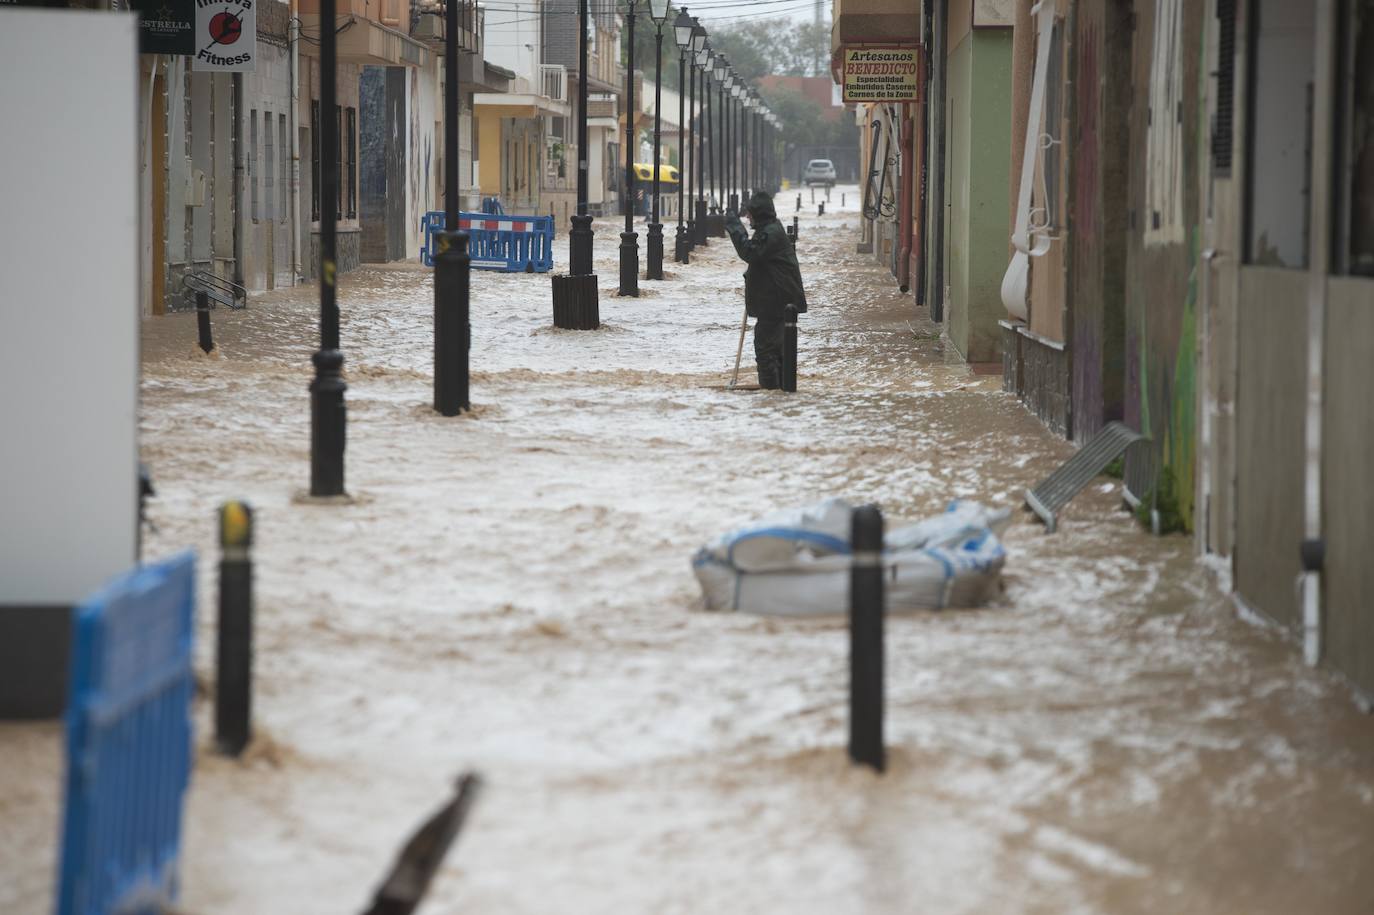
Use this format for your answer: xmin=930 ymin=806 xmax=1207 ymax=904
xmin=3 ymin=187 xmax=1372 ymax=914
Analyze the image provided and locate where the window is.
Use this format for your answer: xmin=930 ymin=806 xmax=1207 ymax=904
xmin=311 ymin=100 xmax=320 ymax=222
xmin=249 ymin=109 xmax=258 ymax=222
xmin=1212 ymin=0 xmax=1237 ymax=173
xmin=335 ymin=105 xmax=343 ymax=219
xmin=279 ymin=114 xmax=289 ymax=223
xmin=1334 ymin=0 xmax=1374 ymax=275
xmin=263 ymin=110 xmax=275 ymax=222
xmin=1244 ymin=0 xmax=1315 ymax=268
xmin=345 ymin=107 xmax=357 ymax=219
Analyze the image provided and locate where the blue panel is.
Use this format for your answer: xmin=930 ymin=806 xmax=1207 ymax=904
xmin=57 ymin=552 xmax=196 ymax=915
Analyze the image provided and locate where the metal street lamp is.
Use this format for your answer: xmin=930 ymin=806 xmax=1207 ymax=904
xmin=312 ymin=0 xmax=346 ymax=495
xmin=434 ymin=0 xmax=472 ymax=415
xmin=619 ymin=0 xmax=641 ymax=297
xmin=673 ymin=7 xmax=693 ymax=264
xmin=645 ymin=0 xmax=670 ymax=280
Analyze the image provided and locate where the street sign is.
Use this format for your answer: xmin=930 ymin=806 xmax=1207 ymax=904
xmin=192 ymin=0 xmax=255 ymax=71
xmin=842 ymin=47 xmax=922 ymax=104
xmin=130 ymin=0 xmax=195 ymax=55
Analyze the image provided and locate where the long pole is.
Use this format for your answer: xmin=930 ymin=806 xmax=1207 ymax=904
xmin=444 ymin=0 xmax=458 ymax=223
xmin=646 ymin=23 xmax=665 ymax=279
xmin=619 ymin=0 xmax=639 ymax=294
xmin=685 ymin=49 xmax=695 ymax=250
xmin=719 ymin=86 xmax=726 ymax=212
xmin=567 ymin=0 xmax=593 ymax=277
xmin=695 ymin=61 xmax=707 ymax=243
xmin=435 ymin=0 xmax=471 ymax=415
xmin=310 ymin=0 xmax=346 ymax=496
xmin=675 ymin=48 xmax=688 ymax=263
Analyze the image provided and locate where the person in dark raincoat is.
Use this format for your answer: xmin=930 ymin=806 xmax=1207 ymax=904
xmin=725 ymin=190 xmax=808 ymax=389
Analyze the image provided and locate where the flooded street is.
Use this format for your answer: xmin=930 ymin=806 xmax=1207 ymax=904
xmin=4 ymin=188 xmax=1373 ymax=913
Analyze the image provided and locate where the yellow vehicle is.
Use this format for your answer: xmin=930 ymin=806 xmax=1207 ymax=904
xmin=632 ymin=162 xmax=679 ymax=185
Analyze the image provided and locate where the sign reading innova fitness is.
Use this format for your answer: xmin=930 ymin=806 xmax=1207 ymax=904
xmin=192 ymin=0 xmax=255 ymax=72
xmin=842 ymin=47 xmax=921 ymax=104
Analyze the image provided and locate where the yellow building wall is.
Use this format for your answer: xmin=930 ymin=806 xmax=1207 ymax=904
xmin=478 ymin=110 xmax=502 ymax=196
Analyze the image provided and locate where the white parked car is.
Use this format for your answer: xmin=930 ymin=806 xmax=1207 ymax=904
xmin=802 ymin=158 xmax=837 ymax=187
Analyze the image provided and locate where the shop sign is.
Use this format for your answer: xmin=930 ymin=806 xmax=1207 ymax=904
xmin=192 ymin=0 xmax=255 ymax=72
xmin=129 ymin=0 xmax=195 ymax=55
xmin=842 ymin=46 xmax=922 ymax=104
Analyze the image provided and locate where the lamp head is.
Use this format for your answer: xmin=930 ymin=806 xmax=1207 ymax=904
xmin=648 ymin=0 xmax=669 ymax=25
xmin=691 ymin=18 xmax=705 ymax=53
xmin=674 ymin=8 xmax=693 ymax=48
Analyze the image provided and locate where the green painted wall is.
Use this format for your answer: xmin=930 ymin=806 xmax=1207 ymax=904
xmin=944 ymin=28 xmax=1013 ymax=363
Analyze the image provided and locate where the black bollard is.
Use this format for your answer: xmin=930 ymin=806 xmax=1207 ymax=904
xmin=196 ymin=291 xmax=213 ymax=354
xmin=819 ymin=202 xmax=825 ymax=216
xmin=792 ymin=215 xmax=799 ymax=244
xmin=796 ymin=193 xmax=801 ymax=212
xmin=786 ymin=222 xmax=797 ymax=250
xmin=849 ymin=504 xmax=885 ymax=773
xmin=216 ymin=500 xmax=254 ymax=756
xmin=433 ymin=230 xmax=471 ymax=415
xmin=826 ymin=185 xmax=831 ymax=201
xmin=842 ymin=192 xmax=846 ymax=207
xmin=811 ymin=185 xmax=815 ymax=204
xmin=782 ymin=305 xmax=798 ymax=393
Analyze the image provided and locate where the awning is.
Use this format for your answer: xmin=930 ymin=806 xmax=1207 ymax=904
xmin=473 ymin=92 xmax=570 ymax=119
xmin=299 ymin=14 xmax=429 ymax=68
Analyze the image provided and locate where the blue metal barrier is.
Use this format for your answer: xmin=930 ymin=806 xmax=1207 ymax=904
xmin=420 ymin=210 xmax=555 ymax=273
xmin=57 ymin=551 xmax=196 ymax=915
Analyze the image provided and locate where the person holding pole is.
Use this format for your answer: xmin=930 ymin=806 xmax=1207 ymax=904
xmin=724 ymin=190 xmax=807 ymax=389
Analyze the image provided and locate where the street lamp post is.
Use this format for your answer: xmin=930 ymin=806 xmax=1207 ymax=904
xmin=619 ymin=0 xmax=640 ymax=297
xmin=725 ymin=73 xmax=737 ymax=214
xmin=691 ymin=25 xmax=708 ymax=246
xmin=434 ymin=0 xmax=471 ymax=416
xmin=673 ymin=8 xmax=692 ymax=264
xmin=712 ymin=56 xmax=726 ymax=220
xmin=311 ymin=0 xmax=346 ymax=496
xmin=551 ymin=0 xmax=600 ymax=328
xmin=645 ymin=0 xmax=669 ymax=281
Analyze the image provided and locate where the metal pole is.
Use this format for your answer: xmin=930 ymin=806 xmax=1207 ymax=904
xmin=570 ymin=0 xmax=593 ymax=276
xmin=619 ymin=0 xmax=639 ymax=295
xmin=782 ymin=304 xmax=797 ymax=393
xmin=719 ymin=80 xmax=730 ymax=211
xmin=693 ymin=57 xmax=707 ymax=245
xmin=646 ymin=24 xmax=665 ymax=279
xmin=311 ymin=0 xmax=346 ymax=496
xmin=685 ymin=49 xmax=696 ymax=251
xmin=195 ymin=290 xmax=213 ymax=354
xmin=849 ymin=504 xmax=885 ymax=773
xmin=435 ymin=0 xmax=471 ymax=416
xmin=675 ymin=48 xmax=688 ymax=263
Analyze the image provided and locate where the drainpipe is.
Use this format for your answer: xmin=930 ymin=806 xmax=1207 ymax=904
xmin=232 ymin=72 xmax=245 ymax=288
xmin=896 ymin=107 xmax=914 ymax=293
xmin=290 ymin=0 xmax=302 ymax=282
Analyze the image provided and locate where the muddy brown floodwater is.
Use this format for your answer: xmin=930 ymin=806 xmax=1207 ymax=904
xmin=2 ymin=189 xmax=1372 ymax=914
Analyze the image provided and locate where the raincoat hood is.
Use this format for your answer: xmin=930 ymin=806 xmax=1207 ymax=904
xmin=746 ymin=191 xmax=777 ymax=222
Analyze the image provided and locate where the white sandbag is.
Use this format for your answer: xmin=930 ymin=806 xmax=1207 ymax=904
xmin=692 ymin=499 xmax=1009 ymax=617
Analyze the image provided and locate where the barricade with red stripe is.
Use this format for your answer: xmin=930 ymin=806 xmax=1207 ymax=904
xmin=420 ymin=210 xmax=555 ymax=273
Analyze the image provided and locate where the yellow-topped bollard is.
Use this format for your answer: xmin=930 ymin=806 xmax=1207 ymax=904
xmin=217 ymin=500 xmax=254 ymax=756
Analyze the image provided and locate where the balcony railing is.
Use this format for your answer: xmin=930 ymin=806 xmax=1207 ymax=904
xmin=540 ymin=64 xmax=567 ymax=103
